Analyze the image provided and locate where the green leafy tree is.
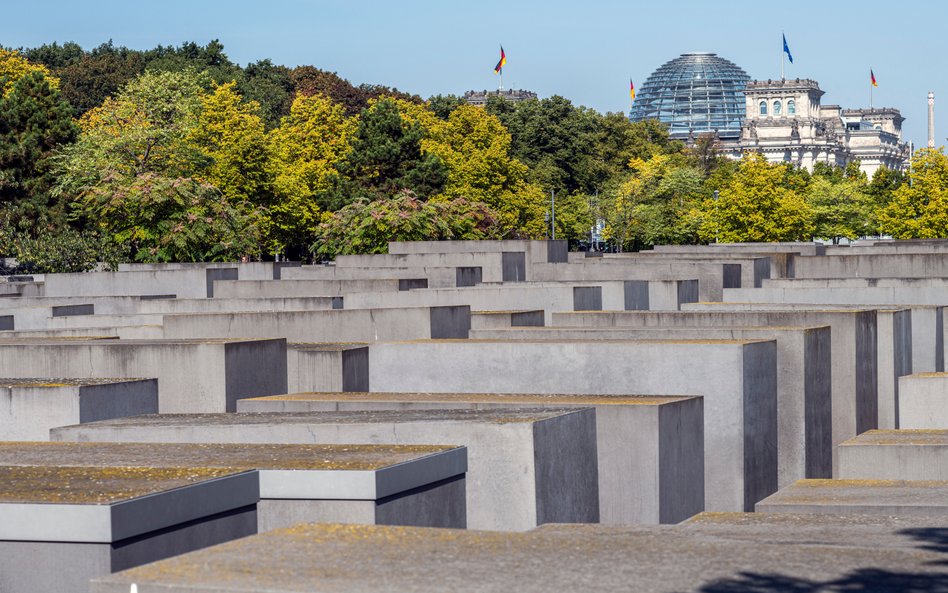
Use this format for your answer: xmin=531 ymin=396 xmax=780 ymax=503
xmin=427 ymin=94 xmax=466 ymax=120
xmin=339 ymin=98 xmax=447 ymax=201
xmin=239 ymin=59 xmax=294 ymax=128
xmin=0 ymin=70 xmax=78 ymax=228
xmin=603 ymin=153 xmax=703 ymax=249
xmin=806 ymin=176 xmax=871 ymax=242
xmin=696 ymin=152 xmax=813 ymax=243
xmin=422 ymin=104 xmax=546 ymax=237
xmin=55 ymin=70 xmax=261 ymax=261
xmin=877 ymin=148 xmax=948 ymax=238
xmin=265 ymin=93 xmax=355 ymax=253
xmin=315 ymin=191 xmax=504 ymax=257
xmin=188 ymin=82 xmax=272 ymax=206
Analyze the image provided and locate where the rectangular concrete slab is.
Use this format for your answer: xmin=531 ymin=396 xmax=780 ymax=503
xmin=52 ymin=408 xmax=599 ymax=532
xmin=287 ymin=343 xmax=369 ymax=393
xmin=0 ymin=338 xmax=287 ymax=413
xmin=0 ymin=378 xmax=158 ymax=440
xmin=368 ymin=338 xmax=777 ymax=512
xmin=756 ymin=478 xmax=948 ymax=517
xmin=554 ymin=310 xmax=877 ymax=475
xmin=465 ymin=325 xmax=832 ymax=486
xmin=161 ymin=306 xmax=471 ymax=342
xmin=0 ymin=465 xmax=257 ymax=593
xmin=90 ymin=517 xmax=948 ymax=593
xmin=237 ymin=392 xmax=704 ymax=525
xmin=898 ymin=373 xmax=948 ymax=428
xmin=0 ymin=442 xmax=466 ymax=532
xmin=839 ymin=429 xmax=948 ymax=480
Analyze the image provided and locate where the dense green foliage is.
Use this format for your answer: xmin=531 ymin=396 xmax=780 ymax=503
xmin=0 ymin=39 xmax=941 ymax=271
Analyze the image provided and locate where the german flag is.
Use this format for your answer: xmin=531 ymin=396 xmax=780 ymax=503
xmin=871 ymin=69 xmax=878 ymax=88
xmin=494 ymin=46 xmax=507 ymax=74
xmin=630 ymin=79 xmax=635 ymax=101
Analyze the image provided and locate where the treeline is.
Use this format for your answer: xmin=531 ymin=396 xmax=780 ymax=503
xmin=0 ymin=40 xmax=946 ymax=273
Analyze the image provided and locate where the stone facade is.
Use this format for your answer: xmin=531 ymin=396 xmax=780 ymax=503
xmin=719 ymin=78 xmax=909 ymax=177
xmin=464 ymin=89 xmax=537 ymax=106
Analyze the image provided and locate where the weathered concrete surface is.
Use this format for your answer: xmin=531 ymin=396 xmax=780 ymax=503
xmin=0 ymin=339 xmax=287 ymax=413
xmin=554 ymin=309 xmax=877 ymax=475
xmin=52 ymin=408 xmax=599 ymax=532
xmin=331 ymin=252 xmax=528 ymax=283
xmin=42 ymin=268 xmax=236 ymax=299
xmin=756 ymin=478 xmax=948 ymax=517
xmin=789 ymin=251 xmax=948 ymax=279
xmin=899 ymin=373 xmax=948 ymax=428
xmin=237 ymin=392 xmax=704 ymax=525
xmin=341 ymin=284 xmax=625 ymax=325
xmin=465 ymin=325 xmax=831 ymax=486
xmin=212 ymin=278 xmax=404 ymax=298
xmin=287 ymin=343 xmax=369 ymax=393
xmin=161 ymin=306 xmax=471 ymax=342
xmin=369 ymin=338 xmax=777 ymax=512
xmin=0 ymin=442 xmax=467 ymax=532
xmin=90 ymin=516 xmax=948 ymax=593
xmin=839 ymin=429 xmax=948 ymax=480
xmin=470 ymin=310 xmax=544 ymax=330
xmin=0 ymin=378 xmax=158 ymax=441
xmin=0 ymin=466 xmax=258 ymax=593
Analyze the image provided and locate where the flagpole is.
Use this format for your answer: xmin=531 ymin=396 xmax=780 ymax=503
xmin=781 ymin=31 xmax=784 ymax=80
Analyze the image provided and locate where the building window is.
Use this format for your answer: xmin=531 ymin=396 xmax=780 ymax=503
xmin=788 ymin=100 xmax=795 ymax=115
xmin=773 ymin=100 xmax=782 ymax=116
xmin=759 ymin=101 xmax=767 ymax=116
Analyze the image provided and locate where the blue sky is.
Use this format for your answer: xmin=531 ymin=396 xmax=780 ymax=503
xmin=4 ymin=0 xmax=944 ymax=147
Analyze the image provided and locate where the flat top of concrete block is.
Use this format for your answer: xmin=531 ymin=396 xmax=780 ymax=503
xmin=759 ymin=479 xmax=948 ymax=507
xmin=92 ymin=521 xmax=948 ymax=592
xmin=397 ymin=338 xmax=770 ymax=346
xmin=0 ymin=442 xmax=460 ymax=471
xmin=840 ymin=429 xmax=948 ymax=446
xmin=289 ymin=342 xmax=369 ymax=351
xmin=61 ymin=409 xmax=585 ymax=429
xmin=246 ymin=392 xmax=697 ymax=406
xmin=0 ymin=338 xmax=278 ymax=346
xmin=913 ymin=372 xmax=948 ymax=378
xmin=0 ymin=465 xmax=241 ymax=504
xmin=0 ymin=378 xmax=151 ymax=388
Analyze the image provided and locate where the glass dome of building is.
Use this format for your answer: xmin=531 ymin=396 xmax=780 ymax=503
xmin=630 ymin=52 xmax=750 ymax=140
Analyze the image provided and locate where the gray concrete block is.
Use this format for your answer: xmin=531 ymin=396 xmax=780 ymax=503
xmin=287 ymin=343 xmax=369 ymax=393
xmin=0 ymin=442 xmax=467 ymax=532
xmin=52 ymin=408 xmax=599 ymax=532
xmin=161 ymin=306 xmax=471 ymax=342
xmin=212 ymin=278 xmax=404 ymax=298
xmin=470 ymin=310 xmax=544 ymax=330
xmin=455 ymin=266 xmax=483 ymax=287
xmin=572 ymin=286 xmax=602 ymax=311
xmin=0 ymin=339 xmax=287 ymax=413
xmin=90 ymin=515 xmax=948 ymax=593
xmin=465 ymin=325 xmax=832 ymax=486
xmin=756 ymin=478 xmax=948 ymax=517
xmin=898 ymin=373 xmax=948 ymax=428
xmin=838 ymin=429 xmax=948 ymax=480
xmin=0 ymin=466 xmax=258 ymax=593
xmin=368 ymin=338 xmax=777 ymax=512
xmin=555 ymin=309 xmax=876 ymax=475
xmin=236 ymin=392 xmax=704 ymax=525
xmin=0 ymin=378 xmax=158 ymax=441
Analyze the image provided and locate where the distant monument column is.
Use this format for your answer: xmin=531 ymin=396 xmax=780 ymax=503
xmin=928 ymin=91 xmax=935 ymax=148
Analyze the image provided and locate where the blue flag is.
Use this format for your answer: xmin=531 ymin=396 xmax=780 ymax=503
xmin=783 ymin=33 xmax=793 ymax=64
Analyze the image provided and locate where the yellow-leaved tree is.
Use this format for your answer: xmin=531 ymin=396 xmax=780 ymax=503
xmin=0 ymin=49 xmax=58 ymax=96
xmin=422 ymin=104 xmax=546 ymax=238
xmin=696 ymin=152 xmax=813 ymax=243
xmin=188 ymin=82 xmax=271 ymax=207
xmin=265 ymin=93 xmax=356 ymax=252
xmin=877 ymin=148 xmax=948 ymax=238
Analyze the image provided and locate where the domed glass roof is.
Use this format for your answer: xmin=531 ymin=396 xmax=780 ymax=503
xmin=630 ymin=52 xmax=750 ymax=140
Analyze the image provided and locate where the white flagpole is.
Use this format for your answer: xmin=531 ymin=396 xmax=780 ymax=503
xmin=781 ymin=32 xmax=785 ymax=80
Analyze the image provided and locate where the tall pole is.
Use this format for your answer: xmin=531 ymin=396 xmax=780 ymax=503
xmin=550 ymin=190 xmax=556 ymax=241
xmin=870 ymin=75 xmax=873 ymax=110
xmin=499 ymin=67 xmax=503 ymax=92
xmin=929 ymin=92 xmax=936 ymax=149
xmin=780 ymin=31 xmax=784 ymax=81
